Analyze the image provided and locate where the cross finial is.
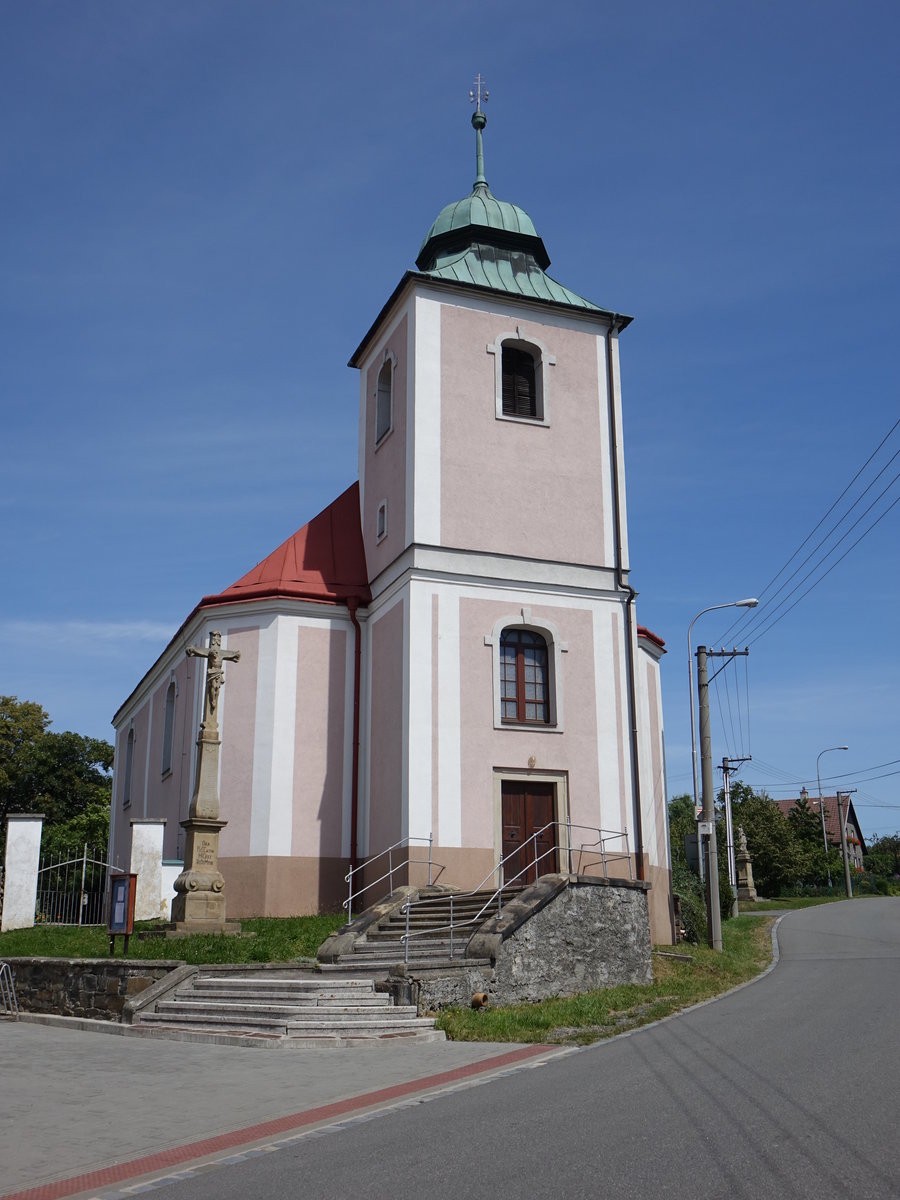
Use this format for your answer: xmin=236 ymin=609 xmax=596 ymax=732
xmin=469 ymin=73 xmax=489 ymax=114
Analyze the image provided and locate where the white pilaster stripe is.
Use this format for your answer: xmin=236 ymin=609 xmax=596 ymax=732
xmin=268 ymin=616 xmax=298 ymax=855
xmin=596 ymin=333 xmax=614 ymax=568
xmin=250 ymin=616 xmax=290 ymax=854
xmin=412 ymin=295 xmax=441 ymax=545
xmin=592 ymin=605 xmax=623 ymax=832
xmin=142 ymin=691 xmax=153 ymax=819
xmin=608 ymin=331 xmax=630 ymax=572
xmin=341 ymin=618 xmax=357 ymax=859
xmin=406 ymin=580 xmax=433 ymax=842
xmin=437 ymin=589 xmax=462 ymax=847
xmin=400 ymin=594 xmax=410 ymax=842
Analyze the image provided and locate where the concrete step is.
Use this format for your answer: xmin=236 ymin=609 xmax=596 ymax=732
xmin=155 ymin=1000 xmax=402 ymax=1019
xmin=285 ymin=1017 xmax=435 ymax=1033
xmin=138 ymin=1011 xmax=432 ymax=1037
xmin=131 ymin=967 xmax=438 ymax=1043
xmin=362 ymin=932 xmax=465 ymax=946
xmin=189 ymin=985 xmax=385 ymax=1003
xmin=192 ymin=977 xmax=373 ymax=991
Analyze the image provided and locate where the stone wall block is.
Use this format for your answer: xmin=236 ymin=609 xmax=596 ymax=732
xmin=2 ymin=958 xmax=184 ymax=1021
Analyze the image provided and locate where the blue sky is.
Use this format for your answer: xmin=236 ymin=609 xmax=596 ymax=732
xmin=2 ymin=1 xmax=898 ymax=838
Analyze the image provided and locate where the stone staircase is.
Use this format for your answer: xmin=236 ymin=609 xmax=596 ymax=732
xmin=319 ymin=889 xmax=501 ymax=974
xmin=130 ymin=971 xmax=444 ymax=1044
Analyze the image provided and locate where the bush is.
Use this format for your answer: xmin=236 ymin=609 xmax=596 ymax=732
xmin=672 ymin=861 xmax=707 ymax=944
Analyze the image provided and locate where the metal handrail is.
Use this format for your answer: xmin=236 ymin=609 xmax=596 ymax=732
xmin=344 ymin=833 xmax=433 ymax=921
xmin=400 ymin=821 xmax=631 ymax=962
xmin=0 ymin=962 xmax=19 ymax=1019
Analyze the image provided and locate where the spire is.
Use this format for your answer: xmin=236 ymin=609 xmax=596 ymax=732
xmin=469 ymin=73 xmax=489 ymax=189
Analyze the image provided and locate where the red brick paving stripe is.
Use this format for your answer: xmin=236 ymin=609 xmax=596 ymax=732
xmin=2 ymin=1044 xmax=554 ymax=1200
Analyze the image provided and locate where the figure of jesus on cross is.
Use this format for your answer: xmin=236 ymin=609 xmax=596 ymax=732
xmin=186 ymin=631 xmax=240 ymax=734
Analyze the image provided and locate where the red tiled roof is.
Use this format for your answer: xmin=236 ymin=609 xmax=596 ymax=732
xmin=774 ymin=795 xmax=866 ymax=853
xmin=637 ymin=626 xmax=666 ymax=650
xmin=200 ymin=482 xmax=371 ymax=610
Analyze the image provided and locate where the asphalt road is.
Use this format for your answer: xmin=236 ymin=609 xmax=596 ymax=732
xmin=146 ymin=898 xmax=900 ymax=1200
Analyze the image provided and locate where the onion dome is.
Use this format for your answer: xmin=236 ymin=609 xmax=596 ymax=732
xmin=415 ymin=107 xmax=601 ymax=311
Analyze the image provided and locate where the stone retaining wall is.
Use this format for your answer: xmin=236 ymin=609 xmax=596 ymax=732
xmin=389 ymin=875 xmax=652 ymax=1013
xmin=2 ymin=958 xmax=184 ymax=1021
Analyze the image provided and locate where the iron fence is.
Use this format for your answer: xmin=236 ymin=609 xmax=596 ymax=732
xmin=35 ymin=844 xmax=110 ymax=925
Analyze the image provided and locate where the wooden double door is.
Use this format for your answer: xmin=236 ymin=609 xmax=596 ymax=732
xmin=501 ymin=780 xmax=557 ymax=885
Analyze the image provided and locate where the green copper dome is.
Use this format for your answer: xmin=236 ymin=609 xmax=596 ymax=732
xmin=417 ymin=108 xmax=551 ymax=272
xmin=415 ymin=108 xmax=602 ymax=312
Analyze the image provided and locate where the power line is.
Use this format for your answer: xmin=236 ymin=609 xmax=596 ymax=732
xmin=746 ymin=486 xmax=900 ymax=646
xmin=713 ymin=418 xmax=900 ymax=645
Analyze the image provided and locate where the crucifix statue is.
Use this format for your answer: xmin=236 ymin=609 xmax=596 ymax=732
xmin=170 ymin=630 xmax=241 ymax=933
xmin=186 ymin=630 xmax=240 ymax=736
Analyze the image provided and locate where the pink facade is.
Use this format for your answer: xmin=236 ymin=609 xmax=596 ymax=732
xmin=439 ymin=306 xmax=608 ymax=565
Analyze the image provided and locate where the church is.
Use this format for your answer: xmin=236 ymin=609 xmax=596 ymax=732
xmin=109 ymin=101 xmax=674 ymax=945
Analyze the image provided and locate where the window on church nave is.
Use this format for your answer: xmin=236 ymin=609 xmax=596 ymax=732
xmin=161 ymin=681 xmax=176 ymax=776
xmin=500 ymin=628 xmax=550 ymax=723
xmin=123 ymin=728 xmax=135 ymax=807
xmin=501 ymin=344 xmax=540 ymax=419
xmin=375 ymin=358 xmax=393 ymax=443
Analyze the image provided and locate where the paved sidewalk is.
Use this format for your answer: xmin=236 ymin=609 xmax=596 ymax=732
xmin=1 ymin=1018 xmax=559 ymax=1198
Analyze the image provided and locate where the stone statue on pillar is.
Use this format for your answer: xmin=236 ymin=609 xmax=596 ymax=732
xmin=736 ymin=825 xmax=758 ymax=902
xmin=171 ymin=631 xmax=241 ymax=933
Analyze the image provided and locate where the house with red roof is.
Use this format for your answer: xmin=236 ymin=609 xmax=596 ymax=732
xmin=774 ymin=793 xmax=867 ymax=870
xmin=109 ymin=108 xmax=673 ymax=943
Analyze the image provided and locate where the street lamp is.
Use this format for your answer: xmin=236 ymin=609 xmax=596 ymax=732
xmin=688 ymin=599 xmax=759 ymax=811
xmin=816 ymin=745 xmax=848 ymax=888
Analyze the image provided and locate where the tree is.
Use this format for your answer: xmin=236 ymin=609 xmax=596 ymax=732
xmin=864 ymin=834 xmax=900 ymax=880
xmin=787 ymin=792 xmax=831 ymax=885
xmin=0 ymin=696 xmax=50 ymax=814
xmin=668 ymin=793 xmax=697 ymax=870
xmin=0 ymin=696 xmax=113 ymax=850
xmin=727 ymin=782 xmax=805 ymax=897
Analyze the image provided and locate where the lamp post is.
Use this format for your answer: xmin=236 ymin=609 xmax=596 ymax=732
xmin=816 ymin=745 xmax=848 ymax=889
xmin=687 ymin=599 xmax=758 ymax=812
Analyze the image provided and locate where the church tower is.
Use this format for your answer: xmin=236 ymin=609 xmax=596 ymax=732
xmin=348 ymin=94 xmax=671 ymax=941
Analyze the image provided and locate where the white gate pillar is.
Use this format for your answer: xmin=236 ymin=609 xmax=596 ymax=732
xmin=129 ymin=819 xmax=166 ymax=921
xmin=2 ymin=815 xmax=44 ymax=932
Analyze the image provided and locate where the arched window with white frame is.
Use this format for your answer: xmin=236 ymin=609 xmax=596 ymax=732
xmin=123 ymin=728 xmax=135 ymax=808
xmin=487 ymin=333 xmax=555 ymax=425
xmin=486 ymin=611 xmax=567 ymax=731
xmin=161 ymin=680 xmax=176 ymax=776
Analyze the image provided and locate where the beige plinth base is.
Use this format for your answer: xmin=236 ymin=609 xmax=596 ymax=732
xmin=165 ymin=919 xmax=243 ymax=938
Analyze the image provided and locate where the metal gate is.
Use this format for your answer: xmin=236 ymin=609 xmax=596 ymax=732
xmin=35 ymin=844 xmax=110 ymax=925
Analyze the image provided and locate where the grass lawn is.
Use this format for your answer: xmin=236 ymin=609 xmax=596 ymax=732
xmin=435 ymin=915 xmax=775 ymax=1045
xmin=0 ymin=913 xmax=346 ymax=965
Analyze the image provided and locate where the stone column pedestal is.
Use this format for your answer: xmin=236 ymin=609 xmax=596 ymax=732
xmin=170 ymin=818 xmax=240 ymax=934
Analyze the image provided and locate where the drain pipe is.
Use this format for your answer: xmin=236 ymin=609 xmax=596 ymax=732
xmin=347 ymin=596 xmax=363 ymax=872
xmin=606 ymin=318 xmax=645 ymax=880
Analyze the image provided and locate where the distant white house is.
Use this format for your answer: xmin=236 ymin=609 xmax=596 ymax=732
xmin=110 ymin=109 xmax=673 ymax=944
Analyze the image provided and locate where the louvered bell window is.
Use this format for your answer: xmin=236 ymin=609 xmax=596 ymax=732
xmin=500 ymin=629 xmax=550 ymax=723
xmin=501 ymin=346 xmax=537 ymax=418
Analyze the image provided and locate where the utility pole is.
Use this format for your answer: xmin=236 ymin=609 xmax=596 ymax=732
xmin=697 ymin=645 xmax=722 ymax=951
xmin=836 ymin=788 xmax=857 ymax=898
xmin=696 ymin=645 xmax=750 ymax=949
xmin=721 ymin=755 xmax=751 ymax=919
